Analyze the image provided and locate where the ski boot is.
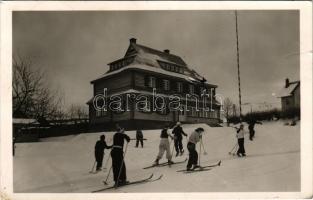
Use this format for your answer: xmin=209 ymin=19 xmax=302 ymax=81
xmin=180 ymin=149 xmax=184 ymax=156
xmin=175 ymin=152 xmax=179 ymax=157
xmin=192 ymin=165 xmax=201 ymax=170
xmin=154 ymin=158 xmax=159 ymax=166
xmin=168 ymin=160 xmax=174 ymax=165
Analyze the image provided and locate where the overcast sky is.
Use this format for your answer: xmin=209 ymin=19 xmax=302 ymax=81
xmin=13 ymin=10 xmax=299 ymax=113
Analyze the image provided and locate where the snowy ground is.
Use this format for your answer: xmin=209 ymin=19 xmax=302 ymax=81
xmin=13 ymin=121 xmax=300 ymax=193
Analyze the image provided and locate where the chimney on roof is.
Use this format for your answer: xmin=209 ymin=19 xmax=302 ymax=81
xmin=285 ymin=78 xmax=290 ymax=88
xmin=164 ymin=49 xmax=170 ymax=54
xmin=130 ymin=38 xmax=137 ymax=44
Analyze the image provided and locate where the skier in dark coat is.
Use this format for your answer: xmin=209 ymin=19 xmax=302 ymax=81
xmin=186 ymin=127 xmax=204 ymax=171
xmin=247 ymin=118 xmax=262 ymax=141
xmin=95 ymin=135 xmax=112 ymax=171
xmin=135 ymin=129 xmax=144 ymax=148
xmin=111 ymin=128 xmax=130 ymax=186
xmin=172 ymin=122 xmax=188 ymax=156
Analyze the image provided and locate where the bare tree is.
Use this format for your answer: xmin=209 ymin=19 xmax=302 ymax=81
xmin=68 ymin=104 xmax=88 ymax=119
xmin=13 ymin=55 xmax=63 ymax=120
xmin=223 ymin=98 xmax=233 ymax=120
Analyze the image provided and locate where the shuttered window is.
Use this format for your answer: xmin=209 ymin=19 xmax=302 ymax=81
xmin=163 ymin=80 xmax=170 ymax=91
xmin=145 ymin=76 xmax=156 ymax=88
xmin=189 ymin=85 xmax=195 ymax=94
xmin=177 ymin=82 xmax=183 ymax=93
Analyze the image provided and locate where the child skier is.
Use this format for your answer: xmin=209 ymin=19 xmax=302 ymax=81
xmin=172 ymin=122 xmax=188 ymax=156
xmin=111 ymin=128 xmax=130 ymax=186
xmin=135 ymin=129 xmax=144 ymax=148
xmin=94 ymin=135 xmax=112 ymax=171
xmin=154 ymin=125 xmax=174 ymax=165
xmin=236 ymin=124 xmax=246 ymax=157
xmin=186 ymin=127 xmax=204 ymax=171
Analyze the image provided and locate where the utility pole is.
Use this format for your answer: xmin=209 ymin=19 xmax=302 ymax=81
xmin=235 ymin=10 xmax=242 ymax=121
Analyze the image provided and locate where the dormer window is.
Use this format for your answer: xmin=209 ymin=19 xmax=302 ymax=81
xmin=158 ymin=60 xmax=184 ymax=74
xmin=109 ymin=56 xmax=135 ymax=72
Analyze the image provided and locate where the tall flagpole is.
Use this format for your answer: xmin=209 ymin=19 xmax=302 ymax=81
xmin=235 ymin=10 xmax=242 ymax=121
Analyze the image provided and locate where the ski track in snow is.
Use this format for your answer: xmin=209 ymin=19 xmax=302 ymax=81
xmin=13 ymin=121 xmax=300 ymax=192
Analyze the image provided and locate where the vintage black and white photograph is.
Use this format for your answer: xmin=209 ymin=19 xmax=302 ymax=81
xmin=1 ymin=1 xmax=312 ymax=198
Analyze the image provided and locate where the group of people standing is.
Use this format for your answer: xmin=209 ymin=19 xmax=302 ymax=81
xmin=94 ymin=126 xmax=130 ymax=186
xmin=94 ymin=122 xmax=205 ymax=186
xmin=153 ymin=122 xmax=205 ymax=171
xmin=235 ymin=119 xmax=262 ymax=157
xmin=94 ymin=119 xmax=261 ymax=186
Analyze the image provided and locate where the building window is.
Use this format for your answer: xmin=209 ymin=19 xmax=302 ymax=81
xmin=191 ymin=107 xmax=197 ymax=117
xmin=200 ymin=87 xmax=205 ymax=94
xmin=163 ymin=80 xmax=170 ymax=91
xmin=189 ymin=85 xmax=195 ymax=94
xmin=148 ymin=77 xmax=156 ymax=88
xmin=96 ymin=109 xmax=107 ymax=117
xmin=177 ymin=82 xmax=183 ymax=93
xmin=138 ymin=100 xmax=151 ymax=113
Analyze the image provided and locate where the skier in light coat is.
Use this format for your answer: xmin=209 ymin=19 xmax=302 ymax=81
xmin=236 ymin=124 xmax=246 ymax=157
xmin=186 ymin=127 xmax=204 ymax=171
xmin=154 ymin=125 xmax=174 ymax=165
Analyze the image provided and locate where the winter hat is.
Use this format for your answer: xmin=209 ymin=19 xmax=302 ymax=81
xmin=176 ymin=122 xmax=181 ymax=126
xmin=117 ymin=128 xmax=125 ymax=133
xmin=195 ymin=127 xmax=204 ymax=133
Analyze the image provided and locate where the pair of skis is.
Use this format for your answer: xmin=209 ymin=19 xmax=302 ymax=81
xmin=176 ymin=160 xmax=221 ymax=173
xmin=92 ymin=173 xmax=163 ymax=192
xmin=143 ymin=158 xmax=188 ymax=169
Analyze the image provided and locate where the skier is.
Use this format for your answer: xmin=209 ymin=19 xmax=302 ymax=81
xmin=94 ymin=135 xmax=112 ymax=171
xmin=172 ymin=122 xmax=188 ymax=156
xmin=135 ymin=129 xmax=144 ymax=148
xmin=111 ymin=128 xmax=130 ymax=186
xmin=236 ymin=124 xmax=246 ymax=157
xmin=247 ymin=118 xmax=262 ymax=141
xmin=154 ymin=125 xmax=174 ymax=165
xmin=186 ymin=127 xmax=204 ymax=171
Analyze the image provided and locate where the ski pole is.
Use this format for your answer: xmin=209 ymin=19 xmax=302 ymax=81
xmin=115 ymin=142 xmax=129 ymax=187
xmin=232 ymin=144 xmax=239 ymax=155
xmin=200 ymin=138 xmax=208 ymax=155
xmin=89 ymin=160 xmax=96 ymax=173
xmin=198 ymin=140 xmax=202 ymax=166
xmin=103 ymin=154 xmax=111 ymax=170
xmin=228 ymin=143 xmax=238 ymax=155
xmin=103 ymin=165 xmax=112 ymax=185
xmin=170 ymin=137 xmax=175 ymax=158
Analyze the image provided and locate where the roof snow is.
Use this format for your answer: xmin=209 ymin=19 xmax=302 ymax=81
xmin=92 ymin=41 xmax=211 ymax=85
xmin=13 ymin=118 xmax=39 ymax=125
xmin=276 ymin=81 xmax=300 ymax=98
xmin=93 ymin=63 xmax=216 ymax=87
